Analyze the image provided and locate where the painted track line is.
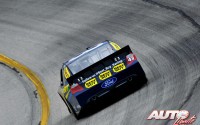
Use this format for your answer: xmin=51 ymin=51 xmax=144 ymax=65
xmin=0 ymin=54 xmax=50 ymax=125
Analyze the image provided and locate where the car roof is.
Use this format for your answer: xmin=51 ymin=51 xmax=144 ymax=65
xmin=63 ymin=41 xmax=110 ymax=66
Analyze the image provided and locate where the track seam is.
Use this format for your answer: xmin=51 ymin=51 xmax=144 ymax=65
xmin=141 ymin=1 xmax=200 ymax=124
xmin=0 ymin=54 xmax=50 ymax=125
xmin=142 ymin=0 xmax=200 ymax=32
xmin=142 ymin=0 xmax=200 ymax=111
xmin=180 ymin=77 xmax=200 ymax=109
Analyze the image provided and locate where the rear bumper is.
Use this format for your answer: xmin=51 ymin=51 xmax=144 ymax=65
xmin=88 ymin=73 xmax=136 ymax=102
xmin=71 ymin=61 xmax=147 ymax=113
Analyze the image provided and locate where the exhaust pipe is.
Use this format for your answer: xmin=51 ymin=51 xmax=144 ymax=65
xmin=128 ymin=77 xmax=132 ymax=81
xmin=91 ymin=96 xmax=97 ymax=101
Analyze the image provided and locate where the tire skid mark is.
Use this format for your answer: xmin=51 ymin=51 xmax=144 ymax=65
xmin=142 ymin=0 xmax=200 ymax=32
xmin=165 ymin=76 xmax=200 ymax=125
xmin=180 ymin=77 xmax=200 ymax=109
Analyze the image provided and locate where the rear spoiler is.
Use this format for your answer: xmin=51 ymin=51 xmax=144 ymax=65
xmin=67 ymin=45 xmax=132 ymax=83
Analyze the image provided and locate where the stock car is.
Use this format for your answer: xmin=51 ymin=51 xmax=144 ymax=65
xmin=58 ymin=40 xmax=147 ymax=119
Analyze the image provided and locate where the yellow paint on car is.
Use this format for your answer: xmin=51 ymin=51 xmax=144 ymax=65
xmin=63 ymin=84 xmax=69 ymax=93
xmin=113 ymin=63 xmax=126 ymax=73
xmin=99 ymin=70 xmax=112 ymax=80
xmin=110 ymin=42 xmax=121 ymax=50
xmin=85 ymin=78 xmax=98 ymax=88
xmin=65 ymin=90 xmax=70 ymax=99
xmin=63 ymin=84 xmax=70 ymax=99
xmin=0 ymin=54 xmax=50 ymax=125
xmin=64 ymin=67 xmax=71 ymax=79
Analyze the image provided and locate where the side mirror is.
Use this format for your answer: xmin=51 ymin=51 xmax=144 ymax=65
xmin=60 ymin=81 xmax=64 ymax=86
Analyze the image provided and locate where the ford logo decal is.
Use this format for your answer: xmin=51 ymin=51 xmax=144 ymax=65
xmin=101 ymin=77 xmax=117 ymax=88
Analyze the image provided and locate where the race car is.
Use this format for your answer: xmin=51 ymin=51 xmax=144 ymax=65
xmin=58 ymin=40 xmax=147 ymax=119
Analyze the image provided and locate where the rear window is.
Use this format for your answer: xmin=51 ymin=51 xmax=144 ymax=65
xmin=68 ymin=43 xmax=114 ymax=74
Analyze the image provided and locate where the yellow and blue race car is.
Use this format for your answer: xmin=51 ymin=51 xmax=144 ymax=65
xmin=58 ymin=40 xmax=147 ymax=119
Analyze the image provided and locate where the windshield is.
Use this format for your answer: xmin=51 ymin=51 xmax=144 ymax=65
xmin=68 ymin=43 xmax=114 ymax=74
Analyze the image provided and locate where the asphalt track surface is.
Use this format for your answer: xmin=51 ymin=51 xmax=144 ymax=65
xmin=0 ymin=0 xmax=200 ymax=125
xmin=0 ymin=65 xmax=40 ymax=125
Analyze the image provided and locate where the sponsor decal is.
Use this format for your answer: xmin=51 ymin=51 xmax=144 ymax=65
xmin=101 ymin=77 xmax=117 ymax=88
xmin=99 ymin=70 xmax=112 ymax=80
xmin=63 ymin=84 xmax=70 ymax=99
xmin=85 ymin=78 xmax=98 ymax=88
xmin=64 ymin=67 xmax=71 ymax=79
xmin=81 ymin=60 xmax=123 ymax=83
xmin=147 ymin=110 xmax=197 ymax=125
xmin=113 ymin=63 xmax=126 ymax=73
xmin=63 ymin=84 xmax=70 ymax=93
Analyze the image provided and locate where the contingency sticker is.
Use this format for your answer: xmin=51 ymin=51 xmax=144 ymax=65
xmin=113 ymin=63 xmax=126 ymax=73
xmin=99 ymin=70 xmax=112 ymax=80
xmin=85 ymin=78 xmax=98 ymax=88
